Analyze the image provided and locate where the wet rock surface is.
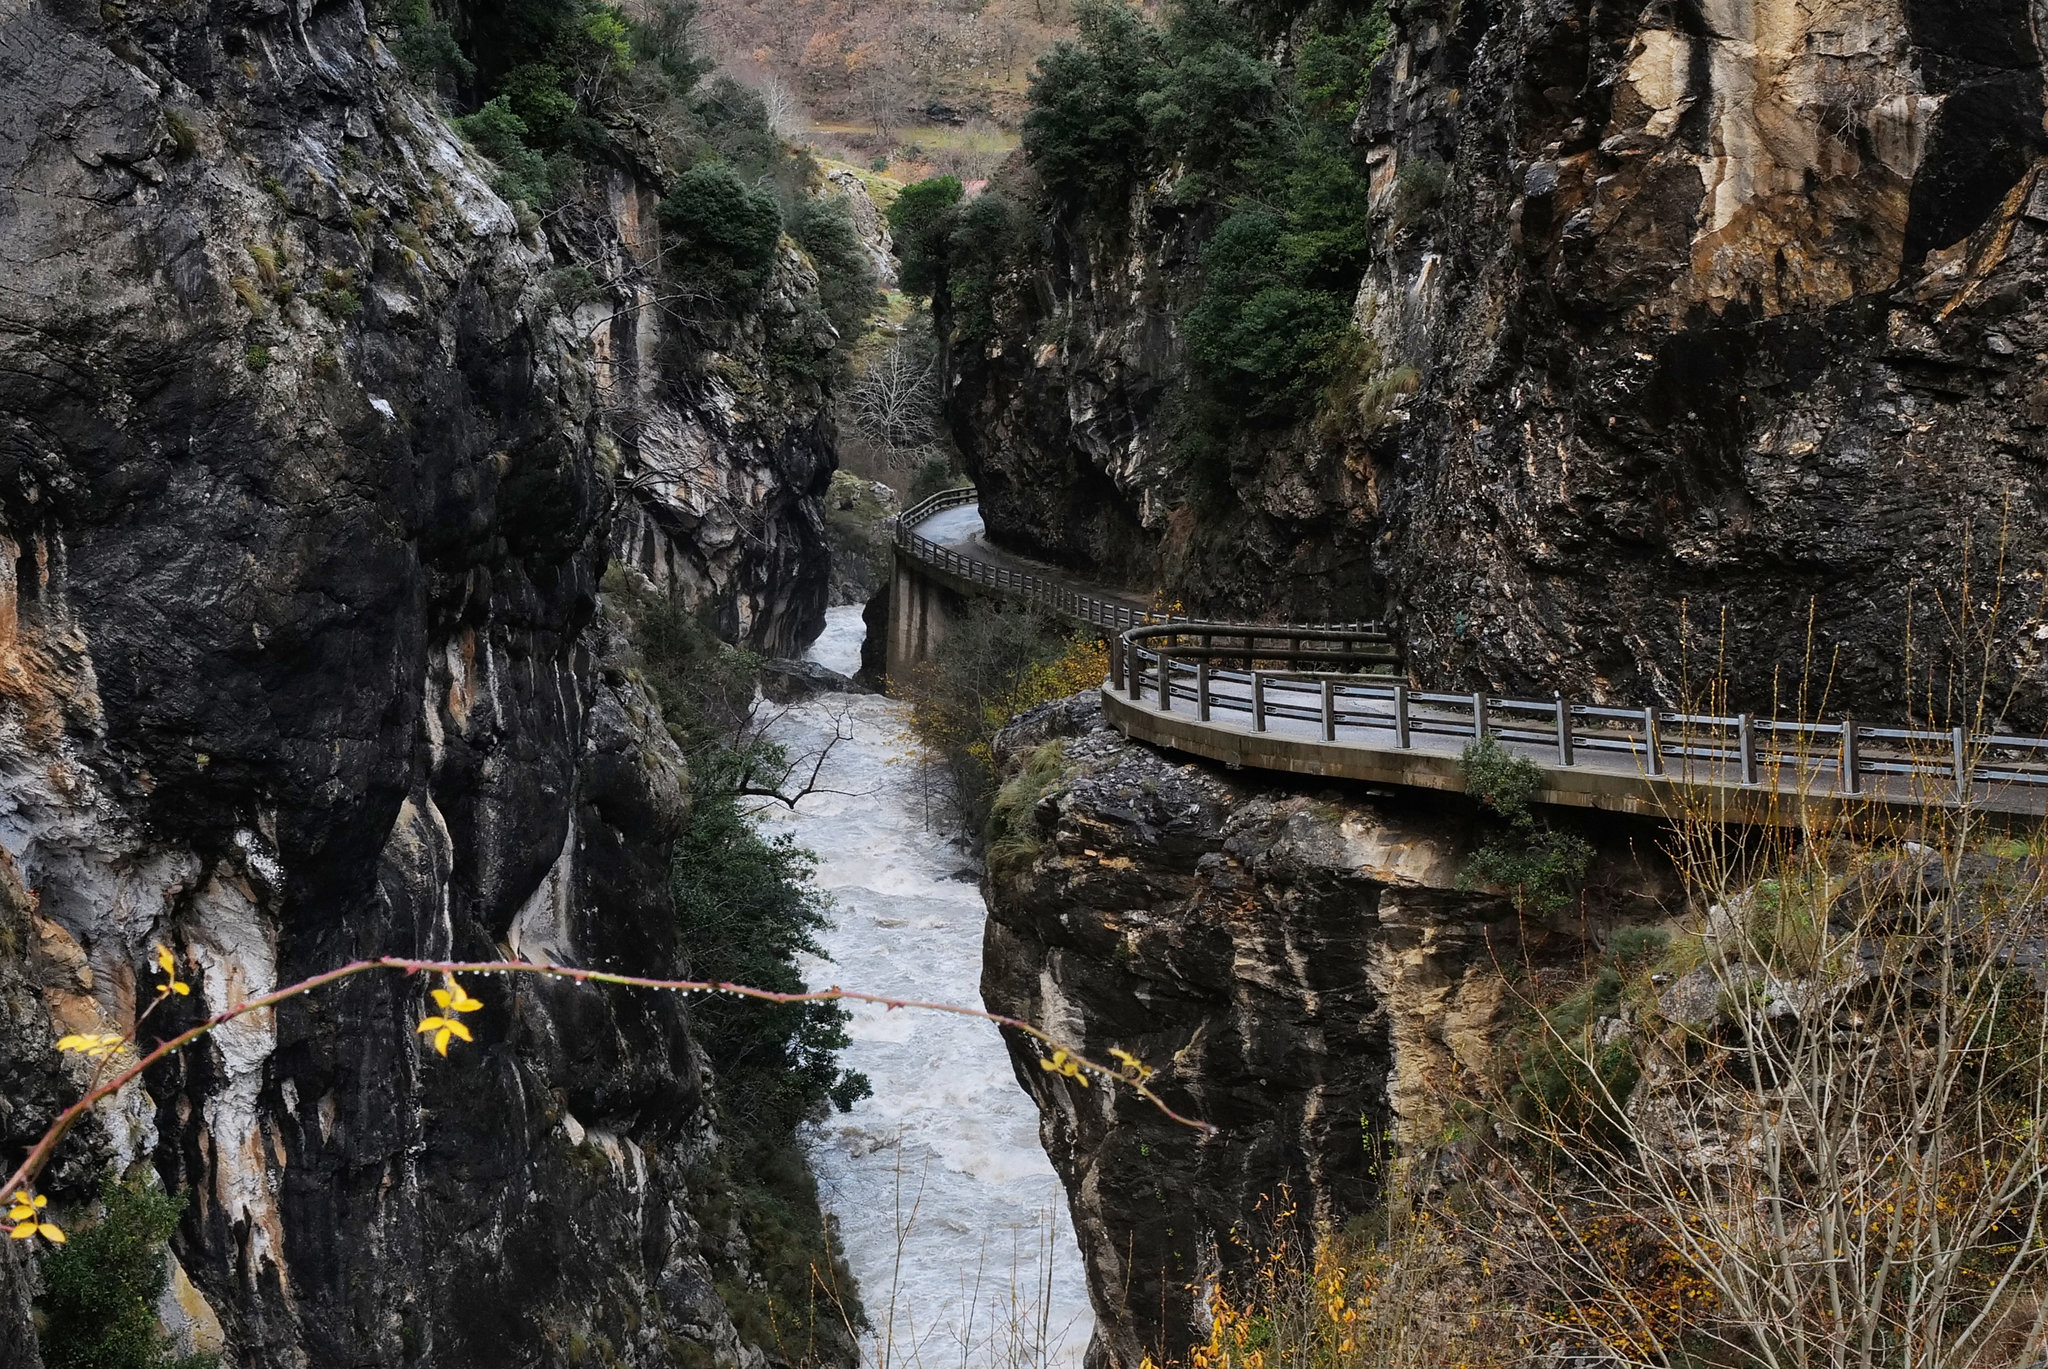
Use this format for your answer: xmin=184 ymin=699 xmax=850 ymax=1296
xmin=953 ymin=0 xmax=2048 ymax=720
xmin=0 ymin=4 xmax=841 ymax=1365
xmin=979 ymin=698 xmax=1672 ymax=1367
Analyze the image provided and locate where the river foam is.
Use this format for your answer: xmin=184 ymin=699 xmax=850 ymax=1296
xmin=752 ymin=605 xmax=1092 ymax=1369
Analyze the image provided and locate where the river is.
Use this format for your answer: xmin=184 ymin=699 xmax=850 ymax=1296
xmin=752 ymin=604 xmax=1093 ymax=1369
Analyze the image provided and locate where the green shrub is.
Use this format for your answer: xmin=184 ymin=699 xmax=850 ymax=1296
xmin=671 ymin=795 xmax=870 ymax=1124
xmin=885 ymin=175 xmax=964 ymax=299
xmin=36 ymin=1176 xmax=216 ymax=1369
xmin=391 ymin=0 xmax=474 ymax=79
xmin=1294 ymin=7 xmax=1391 ymax=123
xmin=789 ymin=195 xmax=881 ymax=363
xmin=1021 ymin=0 xmax=1163 ymax=204
xmin=502 ymin=62 xmax=581 ymax=146
xmin=1389 ymin=157 xmax=1450 ymax=233
xmin=1182 ymin=212 xmax=1351 ymax=416
xmin=946 ymin=192 xmax=1026 ymax=339
xmin=1502 ymin=967 xmax=1640 ymax=1141
xmin=1457 ymin=737 xmax=1594 ymax=917
xmin=453 ymin=96 xmax=556 ymax=206
xmin=659 ymin=162 xmax=784 ymax=295
xmin=1139 ymin=0 xmax=1279 ymax=186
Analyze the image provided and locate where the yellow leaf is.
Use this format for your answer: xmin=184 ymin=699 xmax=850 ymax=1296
xmin=156 ymin=944 xmax=175 ymax=973
xmin=171 ymin=981 xmax=190 ymax=996
xmin=416 ymin=1016 xmax=450 ymax=1034
xmin=443 ymin=976 xmax=481 ymax=1013
xmin=442 ymin=1019 xmax=472 ymax=1043
xmin=37 ymin=1224 xmax=63 ymax=1243
xmin=9 ymin=1223 xmax=35 ymax=1240
xmin=431 ymin=988 xmax=452 ymax=1010
xmin=432 ymin=1027 xmax=453 ymax=1056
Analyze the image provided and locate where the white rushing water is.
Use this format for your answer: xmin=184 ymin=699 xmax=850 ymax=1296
xmin=752 ymin=605 xmax=1093 ymax=1369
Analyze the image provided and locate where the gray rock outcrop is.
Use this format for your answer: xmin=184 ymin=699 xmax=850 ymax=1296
xmin=951 ymin=0 xmax=2048 ymax=720
xmin=0 ymin=3 xmax=845 ymax=1364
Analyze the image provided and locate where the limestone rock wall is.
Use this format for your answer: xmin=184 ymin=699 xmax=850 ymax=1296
xmin=952 ymin=0 xmax=2048 ymax=720
xmin=979 ymin=697 xmax=1673 ymax=1367
xmin=0 ymin=2 xmax=839 ymax=1364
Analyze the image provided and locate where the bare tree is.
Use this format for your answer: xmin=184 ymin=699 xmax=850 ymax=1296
xmin=753 ymin=71 xmax=810 ymax=137
xmin=848 ymin=338 xmax=940 ymax=454
xmin=1473 ymin=793 xmax=2048 ymax=1369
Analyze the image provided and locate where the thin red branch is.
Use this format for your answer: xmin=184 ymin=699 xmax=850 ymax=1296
xmin=4 ymin=955 xmax=1213 ymax=1202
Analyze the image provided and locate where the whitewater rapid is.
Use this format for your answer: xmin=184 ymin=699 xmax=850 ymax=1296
xmin=752 ymin=605 xmax=1092 ymax=1369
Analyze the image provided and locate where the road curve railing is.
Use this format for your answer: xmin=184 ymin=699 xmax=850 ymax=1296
xmin=894 ymin=488 xmax=1393 ymax=646
xmin=898 ymin=497 xmax=2048 ymax=819
xmin=1106 ymin=623 xmax=2048 ymax=821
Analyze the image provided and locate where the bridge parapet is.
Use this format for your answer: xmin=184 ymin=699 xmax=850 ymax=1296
xmin=1109 ymin=625 xmax=2048 ymax=823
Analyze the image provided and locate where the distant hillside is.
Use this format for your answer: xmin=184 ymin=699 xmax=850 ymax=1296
xmin=696 ymin=0 xmax=1083 ymax=179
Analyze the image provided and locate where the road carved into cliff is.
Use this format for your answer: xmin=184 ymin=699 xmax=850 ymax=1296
xmin=901 ymin=501 xmax=2048 ymax=823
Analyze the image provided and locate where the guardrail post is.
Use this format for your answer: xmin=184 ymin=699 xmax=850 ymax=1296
xmin=1555 ymin=692 xmax=1574 ymax=766
xmin=1109 ymin=636 xmax=1124 ymax=691
xmin=1839 ymin=716 xmax=1860 ymax=796
xmin=1472 ymin=693 xmax=1489 ymax=742
xmin=1197 ymin=662 xmax=1211 ymax=722
xmin=1253 ymin=672 xmax=1267 ymax=732
xmin=1643 ymin=708 xmax=1663 ymax=775
xmin=1394 ymin=684 xmax=1410 ymax=748
xmin=1738 ymin=713 xmax=1758 ymax=785
xmin=1158 ymin=652 xmax=1173 ymax=712
xmin=1321 ymin=679 xmax=1337 ymax=741
xmin=1127 ymin=646 xmax=1142 ymax=701
xmin=1952 ymin=726 xmax=1969 ymax=792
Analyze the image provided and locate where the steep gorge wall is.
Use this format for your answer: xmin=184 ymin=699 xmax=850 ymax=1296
xmin=979 ymin=697 xmax=1674 ymax=1367
xmin=954 ymin=0 xmax=2048 ymax=720
xmin=0 ymin=3 xmax=839 ymax=1364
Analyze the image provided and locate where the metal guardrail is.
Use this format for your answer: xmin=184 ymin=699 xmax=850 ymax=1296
xmin=893 ymin=490 xmax=1391 ymax=641
xmin=1110 ymin=624 xmax=2048 ymax=802
xmin=897 ymin=497 xmax=2048 ymax=809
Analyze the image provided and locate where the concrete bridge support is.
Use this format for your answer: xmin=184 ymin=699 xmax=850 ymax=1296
xmin=885 ymin=550 xmax=971 ymax=685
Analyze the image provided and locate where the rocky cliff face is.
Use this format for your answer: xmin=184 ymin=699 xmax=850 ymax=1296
xmin=0 ymin=3 xmax=839 ymax=1364
xmin=979 ymin=696 xmax=1672 ymax=1367
xmin=954 ymin=0 xmax=2048 ymax=720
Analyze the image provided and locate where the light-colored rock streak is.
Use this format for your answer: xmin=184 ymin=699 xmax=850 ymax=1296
xmin=1627 ymin=0 xmax=1933 ymax=317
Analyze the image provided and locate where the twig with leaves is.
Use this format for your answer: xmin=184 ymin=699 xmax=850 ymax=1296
xmin=4 ymin=950 xmax=1210 ymax=1240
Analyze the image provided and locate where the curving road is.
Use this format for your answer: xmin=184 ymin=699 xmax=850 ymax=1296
xmin=901 ymin=499 xmax=2048 ymax=822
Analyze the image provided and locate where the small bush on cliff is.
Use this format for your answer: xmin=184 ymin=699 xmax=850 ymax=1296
xmin=661 ymin=163 xmax=785 ymax=296
xmin=902 ymin=606 xmax=1107 ymax=833
xmin=1183 ymin=213 xmax=1352 ymax=417
xmin=789 ymin=196 xmax=882 ymax=365
xmin=1021 ymin=0 xmax=1163 ymax=205
xmin=1456 ymin=737 xmax=1593 ymax=917
xmin=453 ymin=96 xmax=560 ymax=207
xmin=36 ymin=1175 xmax=216 ymax=1369
xmin=946 ymin=193 xmax=1029 ymax=341
xmin=672 ymin=796 xmax=871 ymax=1123
xmin=886 ymin=175 xmax=964 ymax=300
xmin=389 ymin=0 xmax=474 ymax=79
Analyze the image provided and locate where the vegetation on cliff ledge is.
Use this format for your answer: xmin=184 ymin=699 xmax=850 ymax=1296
xmin=891 ymin=0 xmax=1390 ymax=480
xmin=604 ymin=566 xmax=870 ymax=1363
